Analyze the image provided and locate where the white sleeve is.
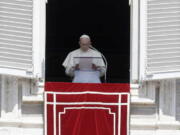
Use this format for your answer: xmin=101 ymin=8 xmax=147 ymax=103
xmin=92 ymin=52 xmax=106 ymax=77
xmin=62 ymin=52 xmax=75 ymax=77
xmin=62 ymin=52 xmax=71 ymax=67
xmin=98 ymin=66 xmax=106 ymax=77
xmin=65 ymin=66 xmax=75 ymax=77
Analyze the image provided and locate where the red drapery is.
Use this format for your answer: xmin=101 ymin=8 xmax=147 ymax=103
xmin=45 ymin=82 xmax=130 ymax=135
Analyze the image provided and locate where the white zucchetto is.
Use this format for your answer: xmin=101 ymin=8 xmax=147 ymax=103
xmin=80 ymin=34 xmax=90 ymax=39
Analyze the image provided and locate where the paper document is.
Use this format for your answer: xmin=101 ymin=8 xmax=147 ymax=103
xmin=73 ymin=57 xmax=102 ymax=71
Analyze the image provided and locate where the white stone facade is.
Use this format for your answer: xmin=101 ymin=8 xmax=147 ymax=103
xmin=0 ymin=76 xmax=180 ymax=135
xmin=130 ymin=80 xmax=180 ymax=135
xmin=0 ymin=76 xmax=43 ymax=135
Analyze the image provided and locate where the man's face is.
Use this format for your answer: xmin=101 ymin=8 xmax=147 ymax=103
xmin=79 ymin=38 xmax=91 ymax=51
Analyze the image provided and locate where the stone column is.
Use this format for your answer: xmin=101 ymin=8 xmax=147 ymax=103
xmin=0 ymin=75 xmax=21 ymax=119
xmin=159 ymin=79 xmax=176 ymax=121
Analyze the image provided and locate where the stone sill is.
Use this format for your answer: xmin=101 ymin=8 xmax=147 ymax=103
xmin=131 ymin=97 xmax=155 ymax=105
xmin=23 ymin=95 xmax=43 ymax=104
xmin=130 ymin=119 xmax=180 ymax=130
xmin=130 ymin=83 xmax=155 ymax=105
xmin=0 ymin=117 xmax=43 ymax=128
xmin=23 ymin=83 xmax=155 ymax=105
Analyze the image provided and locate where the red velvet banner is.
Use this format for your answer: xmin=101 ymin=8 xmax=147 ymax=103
xmin=45 ymin=82 xmax=130 ymax=135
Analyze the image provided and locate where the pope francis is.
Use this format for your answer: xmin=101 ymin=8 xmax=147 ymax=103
xmin=62 ymin=34 xmax=106 ymax=83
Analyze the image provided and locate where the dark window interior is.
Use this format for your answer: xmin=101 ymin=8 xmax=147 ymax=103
xmin=46 ymin=0 xmax=130 ymax=83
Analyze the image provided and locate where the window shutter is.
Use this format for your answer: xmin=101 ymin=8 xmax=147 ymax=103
xmin=0 ymin=0 xmax=45 ymax=78
xmin=140 ymin=0 xmax=180 ymax=80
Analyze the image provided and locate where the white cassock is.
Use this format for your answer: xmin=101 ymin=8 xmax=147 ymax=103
xmin=62 ymin=48 xmax=105 ymax=83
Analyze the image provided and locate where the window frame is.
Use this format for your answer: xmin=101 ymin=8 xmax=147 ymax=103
xmin=130 ymin=0 xmax=140 ymax=83
xmin=32 ymin=0 xmax=46 ymax=80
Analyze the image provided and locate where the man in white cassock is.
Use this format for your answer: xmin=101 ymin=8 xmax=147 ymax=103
xmin=62 ymin=34 xmax=106 ymax=83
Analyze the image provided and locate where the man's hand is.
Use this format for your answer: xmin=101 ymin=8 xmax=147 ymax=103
xmin=74 ymin=64 xmax=80 ymax=70
xmin=92 ymin=64 xmax=100 ymax=71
